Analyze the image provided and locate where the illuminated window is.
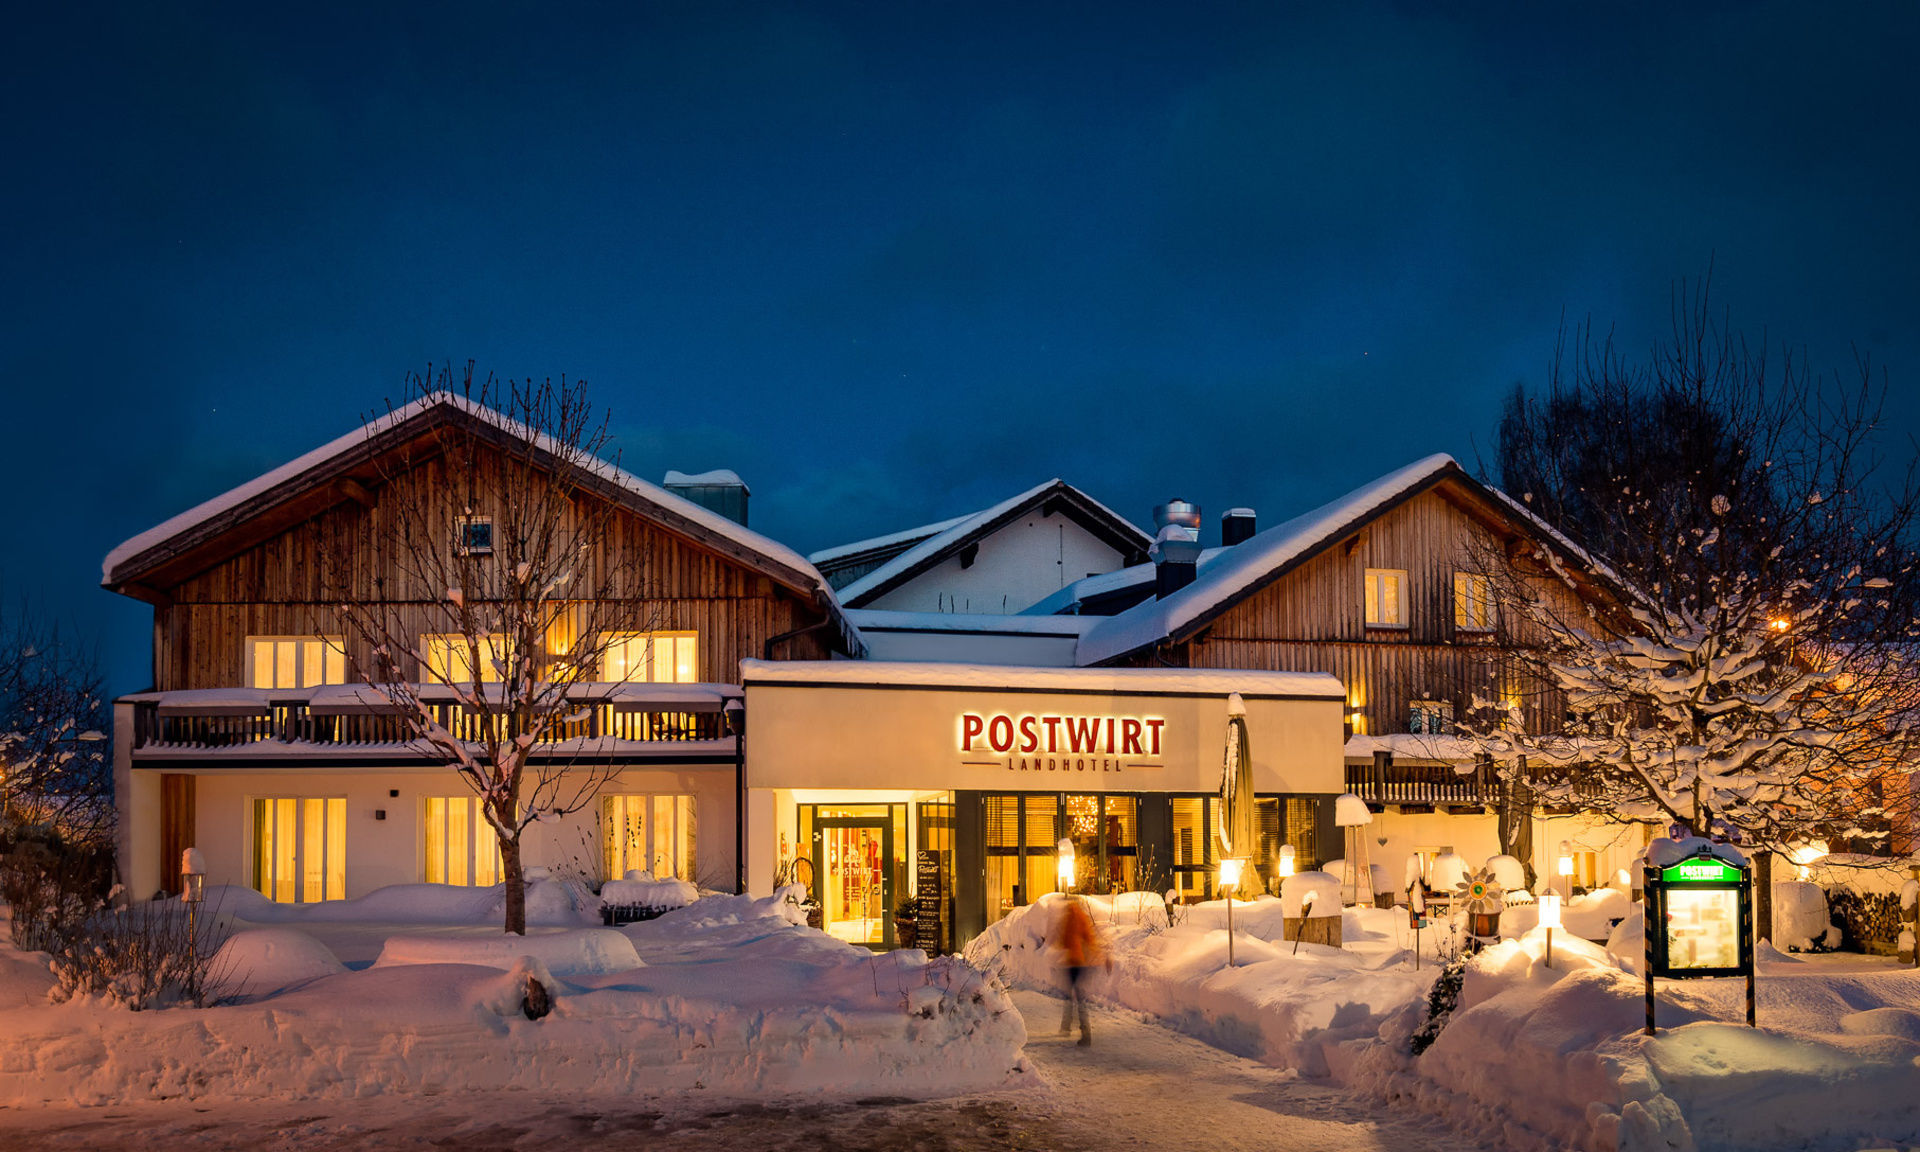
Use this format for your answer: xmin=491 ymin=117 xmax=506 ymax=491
xmin=602 ymin=632 xmax=699 ymax=683
xmin=420 ymin=633 xmax=512 ymax=683
xmin=423 ymin=796 xmax=502 ymax=886
xmin=250 ymin=797 xmax=346 ymax=903
xmin=246 ymin=636 xmax=347 ymax=689
xmin=455 ymin=515 xmax=494 ymax=556
xmin=1454 ymin=572 xmax=1494 ymax=632
xmin=1364 ymin=569 xmax=1408 ymax=628
xmin=603 ymin=794 xmax=697 ymax=881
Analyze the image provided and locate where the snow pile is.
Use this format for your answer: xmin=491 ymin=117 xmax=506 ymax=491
xmin=213 ymin=880 xmax=595 ymax=928
xmin=599 ymin=872 xmax=698 ymax=910
xmin=1279 ymin=871 xmax=1343 ymax=918
xmin=1770 ymin=880 xmax=1840 ymax=953
xmin=373 ymin=928 xmax=642 ymax=976
xmin=0 ymin=887 xmax=1027 ymax=1107
xmin=976 ymin=888 xmax=1920 ymax=1152
xmin=969 ymin=891 xmax=1428 ymax=1076
xmin=212 ymin=929 xmax=347 ymax=999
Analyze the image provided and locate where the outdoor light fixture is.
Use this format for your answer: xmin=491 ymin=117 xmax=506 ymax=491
xmin=1557 ymin=840 xmax=1574 ymax=899
xmin=181 ymin=847 xmax=206 ymax=1000
xmin=1277 ymin=844 xmax=1297 ymax=881
xmin=1539 ymin=890 xmax=1562 ymax=968
xmin=1219 ymin=857 xmax=1247 ymax=965
xmin=1788 ymin=840 xmax=1829 ymax=882
xmin=1057 ymin=837 xmax=1076 ymax=891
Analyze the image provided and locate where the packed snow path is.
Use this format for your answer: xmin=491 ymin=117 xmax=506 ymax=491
xmin=0 ymin=989 xmax=1491 ymax=1151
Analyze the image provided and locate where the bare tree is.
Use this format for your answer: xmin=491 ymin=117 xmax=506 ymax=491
xmin=1468 ymin=278 xmax=1920 ymax=932
xmin=0 ymin=598 xmax=112 ymax=852
xmin=320 ymin=364 xmax=656 ymax=935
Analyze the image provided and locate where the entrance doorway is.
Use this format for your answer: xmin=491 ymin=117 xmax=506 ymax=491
xmin=814 ymin=816 xmax=893 ymax=948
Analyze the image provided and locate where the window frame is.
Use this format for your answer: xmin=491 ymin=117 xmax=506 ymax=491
xmin=1363 ymin=568 xmax=1410 ymax=629
xmin=246 ymin=635 xmax=348 ymax=690
xmin=603 ymin=793 xmax=698 ymax=882
xmin=454 ymin=514 xmax=494 ymax=556
xmin=601 ymin=631 xmax=700 ymax=684
xmin=419 ymin=632 xmax=513 ymax=684
xmin=422 ymin=794 xmax=504 ymax=887
xmin=1453 ymin=571 xmax=1495 ymax=634
xmin=249 ymin=795 xmax=348 ymax=903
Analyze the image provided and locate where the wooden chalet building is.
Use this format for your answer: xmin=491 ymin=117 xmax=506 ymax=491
xmin=104 ymin=393 xmax=859 ymax=903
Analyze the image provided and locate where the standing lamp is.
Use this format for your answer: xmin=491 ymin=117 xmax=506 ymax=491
xmin=1557 ymin=840 xmax=1575 ymax=900
xmin=180 ymin=848 xmax=206 ymax=1001
xmin=1539 ymin=889 xmax=1561 ymax=968
xmin=1219 ymin=857 xmax=1245 ymax=965
xmin=1275 ymin=844 xmax=1296 ymax=894
xmin=1056 ymin=838 xmax=1076 ymax=893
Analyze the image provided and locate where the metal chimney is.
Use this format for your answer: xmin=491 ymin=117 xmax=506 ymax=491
xmin=1222 ymin=507 xmax=1257 ymax=547
xmin=1152 ymin=498 xmax=1203 ymax=532
xmin=1152 ymin=507 xmax=1203 ymax=599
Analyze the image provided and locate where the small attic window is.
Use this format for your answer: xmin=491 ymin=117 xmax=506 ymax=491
xmin=455 ymin=515 xmax=494 ymax=556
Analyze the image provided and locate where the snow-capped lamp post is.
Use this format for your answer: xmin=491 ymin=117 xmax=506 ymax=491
xmin=1057 ymin=837 xmax=1076 ymax=893
xmin=1275 ymin=843 xmax=1296 ymax=887
xmin=1219 ymin=856 xmax=1246 ymax=965
xmin=1539 ymin=889 xmax=1561 ymax=969
xmin=1556 ymin=841 xmax=1575 ymax=901
xmin=180 ymin=847 xmax=206 ymax=1000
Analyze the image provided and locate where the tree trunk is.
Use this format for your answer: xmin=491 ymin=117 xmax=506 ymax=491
xmin=501 ymin=836 xmax=527 ymax=936
xmin=1754 ymin=851 xmax=1773 ymax=945
xmin=1497 ymin=763 xmax=1537 ymax=890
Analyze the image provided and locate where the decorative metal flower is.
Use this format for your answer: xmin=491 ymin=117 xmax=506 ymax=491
xmin=1454 ymin=867 xmax=1506 ymax=916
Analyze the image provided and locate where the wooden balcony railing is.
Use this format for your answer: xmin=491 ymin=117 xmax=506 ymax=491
xmin=132 ymin=697 xmax=731 ymax=751
xmin=1345 ymin=757 xmax=1495 ymax=807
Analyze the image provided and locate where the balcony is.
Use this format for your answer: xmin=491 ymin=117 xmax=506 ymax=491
xmin=125 ymin=682 xmax=741 ymax=764
xmin=1344 ymin=733 xmax=1493 ymax=808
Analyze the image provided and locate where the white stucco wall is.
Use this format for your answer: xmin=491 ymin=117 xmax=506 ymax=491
xmin=864 ymin=515 xmax=1130 ymax=614
xmin=123 ymin=761 xmax=738 ymax=903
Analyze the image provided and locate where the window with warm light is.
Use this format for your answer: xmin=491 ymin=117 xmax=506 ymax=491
xmin=1453 ymin=572 xmax=1494 ymax=632
xmin=602 ymin=632 xmax=699 ymax=683
xmin=251 ymin=796 xmax=346 ymax=903
xmin=1364 ymin=568 xmax=1408 ymax=628
xmin=420 ymin=633 xmax=512 ymax=683
xmin=247 ymin=636 xmax=348 ymax=689
xmin=603 ymin=794 xmax=696 ymax=881
xmin=423 ymin=796 xmax=503 ymax=886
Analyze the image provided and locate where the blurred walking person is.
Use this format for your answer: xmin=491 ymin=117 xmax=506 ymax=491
xmin=1053 ymin=894 xmax=1107 ymax=1046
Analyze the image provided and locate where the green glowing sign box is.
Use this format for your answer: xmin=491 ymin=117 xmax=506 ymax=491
xmin=1645 ymin=850 xmax=1753 ymax=980
xmin=1661 ymin=858 xmax=1743 ymax=884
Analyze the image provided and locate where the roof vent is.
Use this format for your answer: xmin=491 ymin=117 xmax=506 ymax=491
xmin=1152 ymin=498 xmax=1202 ymax=531
xmin=1222 ymin=507 xmax=1257 ymax=547
xmin=1152 ymin=522 xmax=1203 ymax=599
xmin=664 ymin=469 xmax=749 ymax=527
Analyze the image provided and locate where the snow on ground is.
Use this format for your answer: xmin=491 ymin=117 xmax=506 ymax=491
xmin=970 ymin=890 xmax=1920 ymax=1152
xmin=0 ymin=883 xmax=1029 ymax=1108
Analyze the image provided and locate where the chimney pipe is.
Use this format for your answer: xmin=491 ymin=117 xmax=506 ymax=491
xmin=1151 ymin=498 xmax=1204 ymax=598
xmin=1222 ymin=507 xmax=1257 ymax=547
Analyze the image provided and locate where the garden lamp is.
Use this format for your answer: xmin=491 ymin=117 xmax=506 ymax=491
xmin=1539 ymin=890 xmax=1561 ymax=968
xmin=1057 ymin=837 xmax=1076 ymax=892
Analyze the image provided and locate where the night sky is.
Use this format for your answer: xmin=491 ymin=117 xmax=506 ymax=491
xmin=5 ymin=2 xmax=1918 ymax=697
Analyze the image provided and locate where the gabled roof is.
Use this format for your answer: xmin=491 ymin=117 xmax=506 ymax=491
xmin=102 ymin=392 xmax=863 ymax=656
xmin=1021 ymin=546 xmax=1229 ymax=617
xmin=830 ymin=479 xmax=1153 ymax=608
xmin=808 ymin=512 xmax=975 ymax=585
xmin=1075 ymin=454 xmax=1621 ymax=667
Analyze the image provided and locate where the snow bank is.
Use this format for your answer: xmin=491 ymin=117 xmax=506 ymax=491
xmin=599 ymin=874 xmax=698 ymax=909
xmin=1771 ymin=880 xmax=1839 ymax=953
xmin=0 ymin=889 xmax=1027 ymax=1107
xmin=1280 ymin=871 xmax=1344 ymax=917
xmin=212 ymin=929 xmax=347 ymax=999
xmin=977 ymin=889 xmax=1920 ymax=1152
xmin=215 ymin=880 xmax=594 ymax=928
xmin=373 ymin=928 xmax=642 ymax=976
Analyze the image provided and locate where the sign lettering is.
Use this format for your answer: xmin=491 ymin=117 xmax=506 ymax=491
xmin=958 ymin=711 xmax=1166 ymax=772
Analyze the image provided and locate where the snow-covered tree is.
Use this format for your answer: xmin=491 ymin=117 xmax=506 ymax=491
xmin=321 ymin=365 xmax=657 ymax=935
xmin=0 ymin=601 xmax=111 ymax=852
xmin=1470 ymin=280 xmax=1920 ymax=933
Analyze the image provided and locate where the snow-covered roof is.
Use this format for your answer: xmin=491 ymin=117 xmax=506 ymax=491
xmin=739 ymin=658 xmax=1344 ymax=698
xmin=662 ymin=469 xmax=747 ymax=490
xmin=1343 ymin=733 xmax=1483 ymax=765
xmin=1647 ymin=836 xmax=1749 ymax=870
xmin=101 ymin=392 xmax=861 ymax=655
xmin=807 ymin=513 xmax=974 ymax=567
xmin=1021 ymin=548 xmax=1228 ymax=616
xmin=843 ymin=609 xmax=1105 ymax=637
xmin=830 ymin=479 xmax=1151 ymax=607
xmin=1076 ymin=454 xmax=1459 ymax=666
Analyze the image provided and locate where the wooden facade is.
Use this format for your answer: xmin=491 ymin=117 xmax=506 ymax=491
xmin=119 ymin=426 xmax=842 ymax=693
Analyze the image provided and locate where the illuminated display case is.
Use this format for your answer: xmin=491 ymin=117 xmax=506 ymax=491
xmin=1645 ymin=852 xmax=1753 ymax=979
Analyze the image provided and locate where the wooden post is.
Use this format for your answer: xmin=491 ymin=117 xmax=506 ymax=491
xmin=1644 ymin=865 xmax=1657 ymax=1036
xmin=1754 ymin=851 xmax=1773 ymax=947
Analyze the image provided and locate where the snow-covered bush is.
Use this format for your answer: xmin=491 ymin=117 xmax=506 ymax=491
xmin=0 ymin=837 xmax=112 ymax=954
xmin=1408 ymin=954 xmax=1467 ymax=1055
xmin=1773 ymin=880 xmax=1841 ymax=953
xmin=51 ymin=896 xmax=232 ymax=1009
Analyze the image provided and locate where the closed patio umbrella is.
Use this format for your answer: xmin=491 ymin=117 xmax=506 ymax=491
xmin=1217 ymin=692 xmax=1255 ymax=895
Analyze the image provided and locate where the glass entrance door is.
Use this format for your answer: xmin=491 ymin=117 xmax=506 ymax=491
xmin=814 ymin=817 xmax=893 ymax=948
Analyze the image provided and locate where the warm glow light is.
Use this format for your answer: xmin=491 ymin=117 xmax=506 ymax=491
xmin=1276 ymin=844 xmax=1297 ymax=880
xmin=1057 ymin=837 xmax=1076 ymax=890
xmin=1770 ymin=617 xmax=1790 ymax=632
xmin=1219 ymin=857 xmax=1245 ymax=896
xmin=1538 ymin=890 xmax=1562 ymax=930
xmin=1557 ymin=839 xmax=1574 ymax=877
xmin=1789 ymin=840 xmax=1829 ymax=881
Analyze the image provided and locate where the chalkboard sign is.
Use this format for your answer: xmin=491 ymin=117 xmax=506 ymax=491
xmin=916 ymin=849 xmax=947 ymax=955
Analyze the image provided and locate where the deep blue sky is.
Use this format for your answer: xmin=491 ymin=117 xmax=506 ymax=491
xmin=5 ymin=2 xmax=1917 ymax=696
